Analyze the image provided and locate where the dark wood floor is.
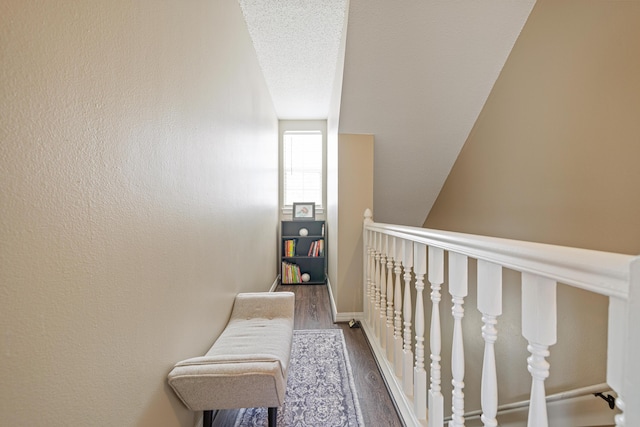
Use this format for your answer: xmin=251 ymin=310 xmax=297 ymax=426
xmin=212 ymin=284 xmax=403 ymax=426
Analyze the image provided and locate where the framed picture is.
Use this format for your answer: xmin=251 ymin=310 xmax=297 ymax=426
xmin=292 ymin=202 xmax=315 ymax=220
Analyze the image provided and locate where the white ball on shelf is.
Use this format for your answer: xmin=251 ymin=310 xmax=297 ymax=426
xmin=301 ymin=273 xmax=311 ymax=282
xmin=299 ymin=228 xmax=308 ymax=236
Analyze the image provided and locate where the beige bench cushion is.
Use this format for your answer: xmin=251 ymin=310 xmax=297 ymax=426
xmin=167 ymin=292 xmax=295 ymax=411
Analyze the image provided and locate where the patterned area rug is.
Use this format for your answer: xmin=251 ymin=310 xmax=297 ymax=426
xmin=234 ymin=329 xmax=364 ymax=427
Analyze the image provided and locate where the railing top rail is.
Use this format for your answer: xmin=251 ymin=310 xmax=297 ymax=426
xmin=365 ymin=220 xmax=636 ymax=299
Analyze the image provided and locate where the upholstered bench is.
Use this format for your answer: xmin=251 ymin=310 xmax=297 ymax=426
xmin=167 ymin=291 xmax=295 ymax=427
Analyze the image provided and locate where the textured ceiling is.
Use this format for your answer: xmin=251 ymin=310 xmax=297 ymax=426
xmin=239 ymin=0 xmax=347 ymax=120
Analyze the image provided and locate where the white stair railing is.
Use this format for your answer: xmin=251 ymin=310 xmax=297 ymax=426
xmin=361 ymin=208 xmax=639 ymax=427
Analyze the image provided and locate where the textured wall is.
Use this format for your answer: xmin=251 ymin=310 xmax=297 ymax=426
xmin=424 ymin=0 xmax=640 ymax=412
xmin=0 ymin=1 xmax=278 ymax=426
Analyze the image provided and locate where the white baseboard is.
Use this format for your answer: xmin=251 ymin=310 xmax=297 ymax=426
xmin=269 ymin=276 xmax=280 ymax=292
xmin=325 ymin=278 xmax=364 ymax=323
xmin=334 ymin=311 xmax=364 ymax=323
xmin=326 ymin=278 xmax=337 ymax=323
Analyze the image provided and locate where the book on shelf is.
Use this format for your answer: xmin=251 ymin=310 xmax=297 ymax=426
xmin=284 ymin=239 xmax=296 ymax=257
xmin=281 ymin=261 xmax=302 ymax=284
xmin=307 ymin=239 xmax=324 ymax=257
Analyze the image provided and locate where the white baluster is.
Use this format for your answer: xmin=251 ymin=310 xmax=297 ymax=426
xmin=363 ymin=210 xmax=373 ymax=325
xmin=615 ymin=399 xmax=626 ymax=427
xmin=477 ymin=260 xmax=502 ymax=427
xmin=393 ymin=238 xmax=404 ymax=377
xmin=366 ymin=230 xmax=373 ymax=325
xmin=428 ymin=247 xmax=444 ymax=427
xmin=449 ymin=252 xmax=468 ymax=427
xmin=386 ymin=237 xmax=396 ymax=361
xmin=374 ymin=232 xmax=381 ymax=336
xmin=379 ymin=235 xmax=388 ymax=347
xmin=369 ymin=231 xmax=377 ymax=326
xmin=371 ymin=231 xmax=377 ymax=325
xmin=522 ymin=273 xmax=556 ymax=427
xmin=414 ymin=242 xmax=428 ymax=421
xmin=402 ymin=239 xmax=414 ymax=396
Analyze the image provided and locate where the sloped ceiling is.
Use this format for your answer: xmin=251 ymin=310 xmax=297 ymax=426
xmin=339 ymin=0 xmax=536 ymax=226
xmin=239 ymin=0 xmax=536 ymax=226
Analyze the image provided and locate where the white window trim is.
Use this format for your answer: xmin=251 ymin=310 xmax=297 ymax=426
xmin=279 ymin=120 xmax=327 ymax=220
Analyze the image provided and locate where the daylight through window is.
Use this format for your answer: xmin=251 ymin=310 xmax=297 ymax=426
xmin=283 ymin=131 xmax=323 ymax=208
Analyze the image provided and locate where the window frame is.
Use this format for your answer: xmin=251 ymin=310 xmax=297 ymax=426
xmin=279 ymin=120 xmax=327 ymax=219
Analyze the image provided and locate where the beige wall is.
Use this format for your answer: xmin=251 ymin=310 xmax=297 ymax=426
xmin=0 ymin=1 xmax=278 ymax=426
xmin=327 ymin=134 xmax=374 ymax=316
xmin=339 ymin=0 xmax=535 ymax=227
xmin=425 ymin=0 xmax=640 ymax=255
xmin=424 ymin=0 xmax=640 ymax=412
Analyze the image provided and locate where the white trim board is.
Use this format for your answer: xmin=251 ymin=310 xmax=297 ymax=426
xmin=326 ymin=278 xmax=364 ymax=323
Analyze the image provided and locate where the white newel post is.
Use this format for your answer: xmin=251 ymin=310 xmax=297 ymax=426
xmin=402 ymin=239 xmax=415 ymax=396
xmin=607 ymin=296 xmax=627 ymax=427
xmin=428 ymin=246 xmax=444 ymax=427
xmin=393 ymin=237 xmax=405 ymax=377
xmin=386 ymin=237 xmax=397 ymax=362
xmin=414 ymin=242 xmax=428 ymax=421
xmin=379 ymin=235 xmax=388 ymax=347
xmin=521 ymin=273 xmax=557 ymax=427
xmin=477 ymin=260 xmax=502 ymax=427
xmin=610 ymin=256 xmax=640 ymax=427
xmin=624 ymin=257 xmax=640 ymax=427
xmin=374 ymin=232 xmax=382 ymax=336
xmin=449 ymin=252 xmax=468 ymax=427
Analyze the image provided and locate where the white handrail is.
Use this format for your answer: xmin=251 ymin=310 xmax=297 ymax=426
xmin=361 ymin=209 xmax=639 ymax=427
xmin=366 ymin=221 xmax=631 ymax=298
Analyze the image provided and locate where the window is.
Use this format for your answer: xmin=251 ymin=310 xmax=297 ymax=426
xmin=283 ymin=131 xmax=323 ymax=208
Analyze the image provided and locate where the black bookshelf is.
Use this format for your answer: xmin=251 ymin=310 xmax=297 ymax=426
xmin=280 ymin=220 xmax=326 ymax=285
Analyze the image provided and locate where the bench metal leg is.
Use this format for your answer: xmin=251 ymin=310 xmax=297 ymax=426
xmin=203 ymin=410 xmax=213 ymax=427
xmin=268 ymin=407 xmax=277 ymax=427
